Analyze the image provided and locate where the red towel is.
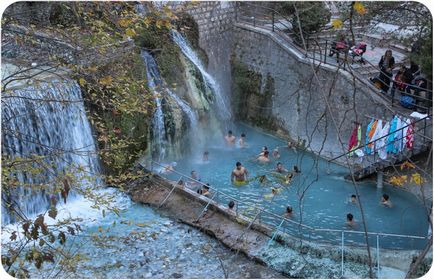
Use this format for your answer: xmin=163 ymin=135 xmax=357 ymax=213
xmin=348 ymin=125 xmax=359 ymax=151
xmin=406 ymin=121 xmax=414 ymax=149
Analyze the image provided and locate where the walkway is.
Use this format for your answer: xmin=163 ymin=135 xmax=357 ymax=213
xmin=235 ymin=2 xmax=432 ymax=115
xmin=234 ymin=3 xmax=432 ymax=180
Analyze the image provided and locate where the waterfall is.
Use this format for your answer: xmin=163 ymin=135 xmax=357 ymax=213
xmin=141 ymin=50 xmax=198 ymax=159
xmin=1 ymin=81 xmax=101 ymax=224
xmin=171 ymin=30 xmax=232 ymax=121
xmin=141 ymin=50 xmax=168 ymax=160
xmin=166 ymin=89 xmax=198 ymax=132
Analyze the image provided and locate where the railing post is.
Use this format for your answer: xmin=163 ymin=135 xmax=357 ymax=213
xmin=423 ymin=118 xmax=427 ymax=145
xmin=324 ymin=40 xmax=328 ymax=64
xmin=341 ymin=231 xmax=345 ymax=277
xmin=272 ymin=10 xmax=275 ymax=32
xmin=376 ymin=234 xmax=380 ymax=277
xmin=253 ymin=16 xmax=256 ymax=27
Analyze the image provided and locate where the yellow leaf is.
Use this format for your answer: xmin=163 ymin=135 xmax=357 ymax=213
xmin=143 ymin=17 xmax=151 ymax=28
xmin=411 ymin=173 xmax=425 ymax=185
xmin=118 ymin=18 xmax=132 ymax=28
xmin=125 ymin=28 xmax=136 ymax=37
xmin=99 ymin=76 xmax=113 ymax=86
xmin=353 ymin=2 xmax=366 ymax=15
xmin=164 ymin=20 xmax=172 ymax=30
xmin=400 ymin=161 xmax=415 ymax=170
xmin=388 ymin=175 xmax=407 ymax=186
xmin=155 ymin=19 xmax=162 ymax=29
xmin=332 ymin=19 xmax=343 ymax=29
xmin=79 ymin=78 xmax=86 ymax=86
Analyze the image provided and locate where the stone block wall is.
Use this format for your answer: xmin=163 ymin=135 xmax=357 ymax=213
xmin=231 ymin=25 xmax=396 ymax=158
xmin=170 ymin=2 xmax=398 ymax=159
xmin=177 ymin=1 xmax=237 ymax=117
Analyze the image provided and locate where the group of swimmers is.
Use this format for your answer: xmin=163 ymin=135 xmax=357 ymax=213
xmin=224 ymin=130 xmax=246 ymax=148
xmin=174 ymin=129 xmax=396 ymax=229
xmin=345 ymin=193 xmax=393 ymax=228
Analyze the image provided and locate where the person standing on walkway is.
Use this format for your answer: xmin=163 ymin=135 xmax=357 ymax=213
xmin=378 ymin=49 xmax=395 ymax=94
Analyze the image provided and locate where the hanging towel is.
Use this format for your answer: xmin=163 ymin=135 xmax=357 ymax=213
xmin=386 ymin=116 xmax=398 ymax=154
xmin=348 ymin=124 xmax=359 ymax=154
xmin=406 ymin=121 xmax=415 ymax=149
xmin=394 ymin=117 xmax=403 ymax=153
xmin=372 ymin=119 xmax=383 ymax=153
xmin=365 ymin=119 xmax=377 ymax=155
xmin=379 ymin=121 xmax=390 ymax=160
xmin=352 ymin=124 xmax=363 ymax=157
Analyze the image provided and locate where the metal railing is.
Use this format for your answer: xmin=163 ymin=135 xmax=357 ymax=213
xmin=142 ymin=160 xmax=430 ymax=277
xmin=234 ymin=2 xmax=433 ymax=112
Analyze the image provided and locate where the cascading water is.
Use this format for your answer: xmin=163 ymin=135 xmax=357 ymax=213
xmin=166 ymin=89 xmax=198 ymax=132
xmin=1 ymin=81 xmax=101 ymax=224
xmin=141 ymin=50 xmax=198 ymax=159
xmin=141 ymin=50 xmax=168 ymax=160
xmin=171 ymin=30 xmax=232 ymax=121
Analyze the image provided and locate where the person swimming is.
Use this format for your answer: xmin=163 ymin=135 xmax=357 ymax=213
xmin=381 ymin=193 xmax=393 ymax=208
xmin=239 ymin=133 xmax=246 ymax=148
xmin=275 ymin=162 xmax=288 ymax=173
xmin=257 ymin=146 xmax=268 ymax=157
xmin=231 ymin=161 xmax=248 ymax=186
xmin=160 ymin=162 xmax=177 ymax=174
xmin=272 ymin=148 xmax=280 ymax=159
xmin=284 ymin=173 xmax=293 ymax=184
xmin=350 ymin=194 xmax=357 ymax=204
xmin=257 ymin=150 xmax=271 ymax=163
xmin=284 ymin=206 xmax=293 ymax=218
xmin=225 ymin=130 xmax=236 ymax=145
xmin=346 ymin=213 xmax=356 ymax=228
xmin=228 ymin=200 xmax=236 ymax=213
xmin=197 ymin=183 xmax=211 ymax=197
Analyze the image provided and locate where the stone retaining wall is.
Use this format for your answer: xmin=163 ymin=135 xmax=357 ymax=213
xmin=126 ymin=171 xmax=426 ymax=278
xmin=179 ymin=2 xmax=401 ymax=158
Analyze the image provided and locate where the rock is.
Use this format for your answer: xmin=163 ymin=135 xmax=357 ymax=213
xmin=171 ymin=272 xmax=183 ymax=278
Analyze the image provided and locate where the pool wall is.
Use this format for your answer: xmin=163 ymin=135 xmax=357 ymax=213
xmin=126 ymin=171 xmax=429 ymax=278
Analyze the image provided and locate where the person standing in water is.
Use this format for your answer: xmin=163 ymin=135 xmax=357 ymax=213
xmin=231 ymin=161 xmax=248 ymax=186
xmin=202 ymin=151 xmax=209 ymax=161
xmin=225 ymin=130 xmax=236 ymax=145
xmin=239 ymin=133 xmax=246 ymax=148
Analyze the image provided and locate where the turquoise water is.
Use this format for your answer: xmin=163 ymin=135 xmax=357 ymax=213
xmin=5 ymin=189 xmax=281 ymax=278
xmin=159 ymin=123 xmax=430 ymax=250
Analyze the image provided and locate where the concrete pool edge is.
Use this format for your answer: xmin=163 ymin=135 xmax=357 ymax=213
xmin=125 ymin=171 xmax=432 ymax=278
